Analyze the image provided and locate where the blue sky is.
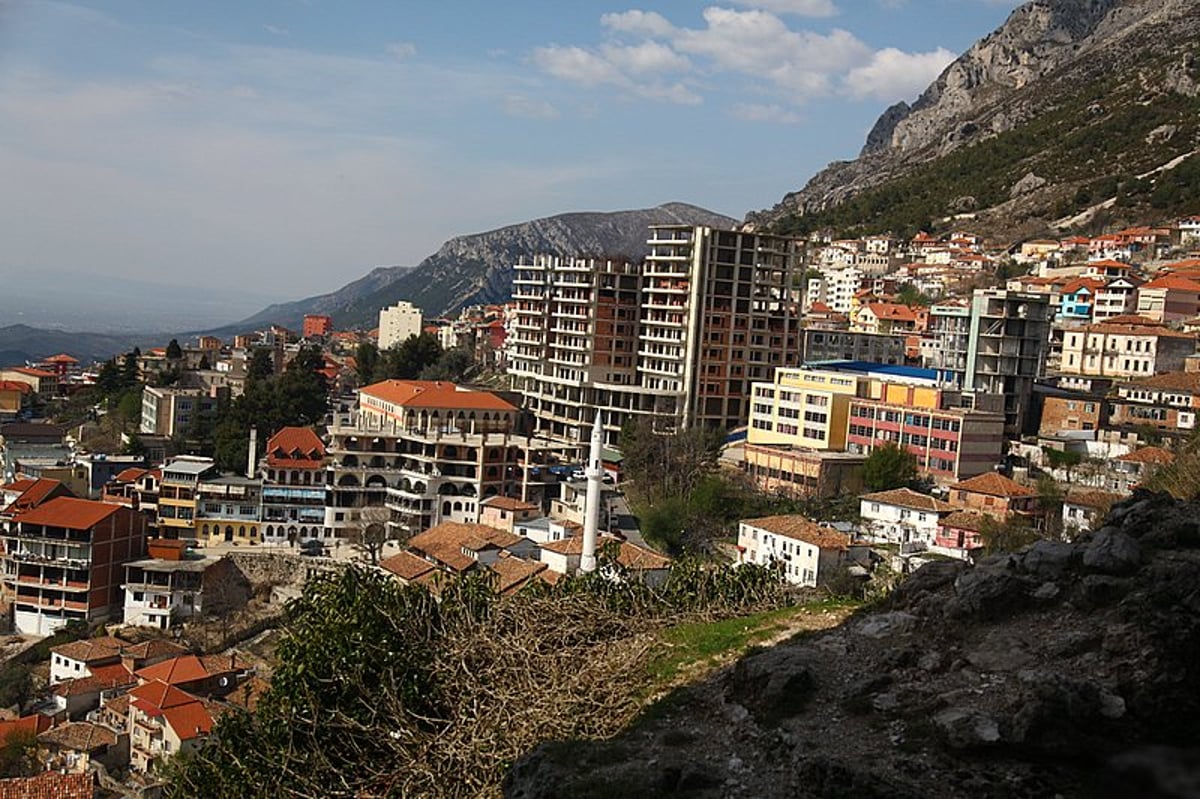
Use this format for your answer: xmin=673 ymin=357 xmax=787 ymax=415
xmin=0 ymin=0 xmax=1022 ymax=302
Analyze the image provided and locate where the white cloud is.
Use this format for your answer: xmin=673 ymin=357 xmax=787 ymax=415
xmin=533 ymin=45 xmax=625 ymax=87
xmin=844 ymin=46 xmax=956 ymax=101
xmin=732 ymin=103 xmax=802 ymax=123
xmin=502 ymin=94 xmax=560 ymax=120
xmin=600 ymin=10 xmax=676 ymax=37
xmin=599 ymin=41 xmax=690 ymax=75
xmin=385 ymin=41 xmax=417 ymax=60
xmin=263 ymin=24 xmax=290 ymax=37
xmin=728 ymin=0 xmax=838 ymax=17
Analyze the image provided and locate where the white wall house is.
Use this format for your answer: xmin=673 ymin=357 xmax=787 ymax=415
xmin=859 ymin=488 xmax=954 ymax=546
xmin=736 ymin=515 xmax=849 ymax=588
xmin=378 ymin=301 xmax=424 ymax=351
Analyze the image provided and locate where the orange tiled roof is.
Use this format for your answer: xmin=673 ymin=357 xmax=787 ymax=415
xmin=741 ymin=515 xmax=851 ymax=550
xmin=13 ymin=497 xmax=122 ymax=530
xmin=0 ymin=771 xmax=93 ymax=799
xmin=130 ymin=679 xmax=198 ymax=712
xmin=1124 ymin=371 xmax=1200 ymax=393
xmin=481 ymin=496 xmax=538 ymax=513
xmin=0 ymin=715 xmax=51 ymax=745
xmin=162 ymin=699 xmax=214 ymax=741
xmin=41 ymin=353 xmax=79 ymax=364
xmin=380 ymin=551 xmax=437 ymax=582
xmin=1141 ymin=274 xmax=1200 ymax=292
xmin=1117 ymin=446 xmax=1175 ymax=465
xmin=37 ymin=720 xmax=118 ymax=752
xmin=113 ymin=467 xmax=149 ymax=484
xmin=3 ymin=478 xmax=67 ymax=514
xmin=135 ymin=654 xmax=211 ymax=685
xmin=265 ymin=426 xmax=326 ymax=467
xmin=939 ymin=510 xmax=989 ymax=533
xmin=863 ymin=303 xmax=918 ymax=322
xmin=8 ymin=367 xmax=56 ymax=378
xmin=861 ymin=488 xmax=955 ymax=513
xmin=0 ymin=381 xmax=32 ymax=394
xmin=50 ymin=636 xmax=125 ymax=664
xmin=616 ymin=541 xmax=672 ymax=571
xmin=487 ymin=554 xmax=547 ymax=594
xmin=360 ymin=380 xmax=517 ymax=412
xmin=950 ymin=472 xmax=1036 ymax=498
xmin=408 ymin=522 xmax=522 ymax=572
xmin=1064 ymin=489 xmax=1124 ymax=509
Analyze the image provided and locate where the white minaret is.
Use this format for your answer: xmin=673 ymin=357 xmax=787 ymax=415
xmin=247 ymin=427 xmax=258 ymax=478
xmin=579 ymin=411 xmax=604 ymax=573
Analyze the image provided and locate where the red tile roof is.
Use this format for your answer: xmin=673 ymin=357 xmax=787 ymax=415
xmin=2 ymin=478 xmax=67 ymax=514
xmin=487 ymin=554 xmax=547 ymax=594
xmin=113 ymin=467 xmax=149 ymax=484
xmin=939 ymin=510 xmax=989 ymax=533
xmin=1141 ymin=274 xmax=1200 ymax=292
xmin=480 ymin=496 xmax=538 ymax=513
xmin=1117 ymin=446 xmax=1175 ymax=465
xmin=360 ymin=380 xmax=517 ymax=412
xmin=129 ymin=679 xmax=197 ymax=713
xmin=41 ymin=354 xmax=79 ymax=364
xmin=616 ymin=541 xmax=672 ymax=571
xmin=861 ymin=488 xmax=955 ymax=513
xmin=0 ymin=381 xmax=32 ymax=394
xmin=741 ymin=515 xmax=851 ymax=550
xmin=408 ymin=522 xmax=522 ymax=572
xmin=162 ymin=699 xmax=214 ymax=741
xmin=380 ymin=551 xmax=437 ymax=582
xmin=37 ymin=720 xmax=118 ymax=752
xmin=950 ymin=472 xmax=1036 ymax=498
xmin=0 ymin=715 xmax=51 ymax=746
xmin=265 ymin=426 xmax=326 ymax=468
xmin=0 ymin=771 xmax=93 ymax=799
xmin=135 ymin=655 xmax=210 ymax=686
xmin=7 ymin=368 xmax=56 ymax=378
xmin=14 ymin=497 xmax=123 ymax=530
xmin=1125 ymin=371 xmax=1200 ymax=393
xmin=50 ymin=636 xmax=126 ymax=664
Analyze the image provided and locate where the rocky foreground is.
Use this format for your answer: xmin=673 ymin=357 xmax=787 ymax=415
xmin=505 ymin=490 xmax=1200 ymax=798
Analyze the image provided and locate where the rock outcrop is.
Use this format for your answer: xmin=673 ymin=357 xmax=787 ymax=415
xmin=749 ymin=0 xmax=1200 ymax=227
xmin=505 ymin=489 xmax=1200 ymax=798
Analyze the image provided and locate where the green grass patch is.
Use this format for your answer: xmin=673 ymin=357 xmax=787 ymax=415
xmin=645 ymin=599 xmax=860 ymax=684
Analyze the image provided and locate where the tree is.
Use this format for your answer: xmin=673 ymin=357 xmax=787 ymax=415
xmin=166 ymin=338 xmax=183 ymax=360
xmin=420 ymin=348 xmax=475 ymax=382
xmin=896 ymin=284 xmax=934 ymax=306
xmin=862 ymin=442 xmax=918 ymax=491
xmin=121 ymin=348 xmax=141 ymax=389
xmin=979 ymin=513 xmax=1040 ymax=555
xmin=1042 ymin=446 xmax=1083 ymax=483
xmin=349 ymin=506 xmax=392 ymax=566
xmin=247 ymin=349 xmax=275 ymax=382
xmin=379 ymin=333 xmax=443 ymax=380
xmin=355 ymin=342 xmax=380 ymax=385
xmin=0 ymin=729 xmax=37 ymax=778
xmin=198 ymin=353 xmax=211 ymax=370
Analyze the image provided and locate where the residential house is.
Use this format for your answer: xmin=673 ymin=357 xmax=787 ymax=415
xmin=123 ymin=540 xmax=222 ymax=629
xmin=935 ymin=510 xmax=989 ymax=556
xmin=858 ymin=488 xmax=955 ymax=547
xmin=1057 ymin=277 xmax=1107 ymax=323
xmin=1110 ymin=446 xmax=1174 ymax=492
xmin=1062 ymin=489 xmax=1123 ymax=535
xmin=1136 ymin=274 xmax=1200 ymax=323
xmin=38 ymin=720 xmax=124 ymax=773
xmin=853 ymin=303 xmax=922 ymax=336
xmin=948 ymin=473 xmax=1038 ymax=519
xmin=0 ymin=367 xmax=59 ymax=398
xmin=740 ymin=445 xmax=865 ymax=499
xmin=0 ymin=772 xmax=93 ymax=798
xmin=140 ymin=387 xmax=217 ymax=438
xmin=260 ymin=426 xmax=327 ymax=546
xmin=0 ymin=381 xmax=32 ymax=419
xmin=48 ymin=636 xmax=186 ymax=686
xmin=194 ymin=474 xmax=261 ymax=546
xmin=1092 ymin=276 xmax=1144 ymax=321
xmin=1058 ymin=319 xmax=1195 ymax=378
xmin=477 ymin=496 xmax=540 ymax=534
xmin=156 ymin=457 xmax=217 ymax=540
xmin=736 ymin=515 xmax=850 ymax=588
xmin=4 ymin=498 xmax=146 ymax=635
xmin=1108 ymin=371 xmax=1200 ymax=438
xmin=124 ymin=680 xmax=216 ymax=774
xmin=800 ymin=329 xmax=907 ymax=365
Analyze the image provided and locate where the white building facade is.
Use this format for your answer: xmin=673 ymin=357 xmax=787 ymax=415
xmin=378 ymin=301 xmax=424 ymax=351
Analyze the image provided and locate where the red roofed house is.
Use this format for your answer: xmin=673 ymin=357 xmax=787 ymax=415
xmin=3 ymin=498 xmax=146 ymax=635
xmin=0 ymin=478 xmax=74 ymax=519
xmin=853 ymin=303 xmax=922 ymax=335
xmin=948 ymin=473 xmax=1038 ymax=519
xmin=0 ymin=381 xmax=32 ymax=419
xmin=1137 ymin=274 xmax=1200 ymax=323
xmin=859 ymin=488 xmax=955 ymax=547
xmin=0 ymin=771 xmax=93 ymax=798
xmin=260 ymin=426 xmax=327 ymax=546
xmin=123 ymin=679 xmax=215 ymax=773
xmin=327 ymin=380 xmax=542 ymax=541
xmin=36 ymin=353 xmax=80 ymax=378
xmin=478 ymin=496 xmax=540 ymax=534
xmin=736 ymin=515 xmax=850 ymax=587
xmin=0 ymin=367 xmax=59 ymax=398
xmin=1109 ymin=371 xmax=1200 ymax=439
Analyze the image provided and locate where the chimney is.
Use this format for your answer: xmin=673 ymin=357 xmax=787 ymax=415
xmin=247 ymin=427 xmax=258 ymax=477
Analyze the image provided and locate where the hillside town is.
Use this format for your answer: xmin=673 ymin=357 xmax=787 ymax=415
xmin=1 ymin=213 xmax=1200 ymax=795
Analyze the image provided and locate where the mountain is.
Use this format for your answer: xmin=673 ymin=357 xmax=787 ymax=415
xmin=507 ymin=490 xmax=1200 ymax=798
xmin=217 ymin=265 xmax=415 ymax=333
xmin=232 ymin=202 xmax=736 ymax=331
xmin=750 ymin=0 xmax=1200 ymax=238
xmin=0 ymin=324 xmax=154 ymax=366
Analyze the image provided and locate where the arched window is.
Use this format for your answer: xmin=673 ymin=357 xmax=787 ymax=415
xmin=239 ymin=526 xmax=246 ymax=537
xmin=442 ymin=501 xmax=451 ymax=516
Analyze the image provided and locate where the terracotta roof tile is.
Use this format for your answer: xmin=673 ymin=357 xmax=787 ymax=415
xmin=359 ymin=380 xmax=517 ymax=412
xmin=741 ymin=515 xmax=851 ymax=550
xmin=1064 ymin=489 xmax=1125 ymax=509
xmin=616 ymin=541 xmax=672 ymax=571
xmin=861 ymin=488 xmax=955 ymax=513
xmin=37 ymin=720 xmax=118 ymax=752
xmin=50 ymin=637 xmax=125 ymax=664
xmin=13 ymin=497 xmax=122 ymax=530
xmin=0 ymin=771 xmax=93 ymax=799
xmin=135 ymin=655 xmax=211 ymax=685
xmin=939 ymin=510 xmax=989 ymax=533
xmin=487 ymin=555 xmax=547 ymax=594
xmin=1117 ymin=446 xmax=1175 ymax=465
xmin=1124 ymin=371 xmax=1200 ymax=393
xmin=380 ymin=551 xmax=437 ymax=582
xmin=162 ymin=700 xmax=214 ymax=741
xmin=408 ymin=522 xmax=522 ymax=572
xmin=265 ymin=426 xmax=326 ymax=466
xmin=0 ymin=715 xmax=51 ymax=745
xmin=480 ymin=496 xmax=539 ymax=513
xmin=129 ymin=679 xmax=199 ymax=712
xmin=1141 ymin=274 xmax=1200 ymax=292
xmin=950 ymin=473 xmax=1036 ymax=498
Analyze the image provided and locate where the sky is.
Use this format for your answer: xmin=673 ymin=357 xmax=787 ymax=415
xmin=0 ymin=0 xmax=1024 ymax=306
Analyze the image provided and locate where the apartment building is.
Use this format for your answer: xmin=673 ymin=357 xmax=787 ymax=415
xmin=326 ymin=380 xmax=555 ymax=540
xmin=194 ymin=475 xmax=261 ymax=546
xmin=1136 ymin=274 xmax=1200 ymax=323
xmin=747 ymin=368 xmax=858 ymax=451
xmin=3 ymin=498 xmax=146 ymax=635
xmin=378 ymin=301 xmax=423 ymax=350
xmin=1059 ymin=320 xmax=1195 ymax=379
xmin=1108 ymin=371 xmax=1200 ymax=437
xmin=1092 ymin=276 xmax=1143 ymax=321
xmin=123 ymin=539 xmax=219 ymax=629
xmin=140 ymin=387 xmax=217 ymax=438
xmin=925 ymin=290 xmax=1051 ymax=435
xmin=509 ymin=225 xmax=802 ymax=453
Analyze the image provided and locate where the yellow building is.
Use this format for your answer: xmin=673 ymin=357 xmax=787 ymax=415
xmin=157 ymin=457 xmax=217 ymax=539
xmin=748 ymin=368 xmax=858 ymax=451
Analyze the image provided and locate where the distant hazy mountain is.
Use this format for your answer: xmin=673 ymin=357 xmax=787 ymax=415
xmin=0 ymin=324 xmax=153 ymax=366
xmin=232 ymin=202 xmax=737 ymax=330
xmin=750 ymin=0 xmax=1200 ymax=238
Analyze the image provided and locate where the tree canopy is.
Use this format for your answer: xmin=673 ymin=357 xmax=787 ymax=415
xmin=862 ymin=442 xmax=919 ymax=491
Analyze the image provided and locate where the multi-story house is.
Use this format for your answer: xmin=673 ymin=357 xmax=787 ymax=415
xmin=859 ymin=488 xmax=955 ymax=547
xmin=948 ymin=473 xmax=1038 ymax=519
xmin=156 ymin=457 xmax=217 ymax=540
xmin=735 ymin=515 xmax=850 ymax=587
xmin=327 ymin=380 xmax=552 ymax=540
xmin=1057 ymin=277 xmax=1106 ymax=323
xmin=1092 ymin=276 xmax=1144 ymax=321
xmin=126 ymin=680 xmax=215 ymax=774
xmin=3 ymin=497 xmax=146 ymax=635
xmin=1059 ymin=320 xmax=1195 ymax=379
xmin=817 ymin=264 xmax=863 ymax=315
xmin=1136 ymin=274 xmax=1200 ymax=323
xmin=0 ymin=367 xmax=59 ymax=398
xmin=123 ymin=542 xmax=219 ymax=630
xmin=194 ymin=474 xmax=261 ymax=546
xmin=260 ymin=426 xmax=328 ymax=545
xmin=1108 ymin=371 xmax=1200 ymax=438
